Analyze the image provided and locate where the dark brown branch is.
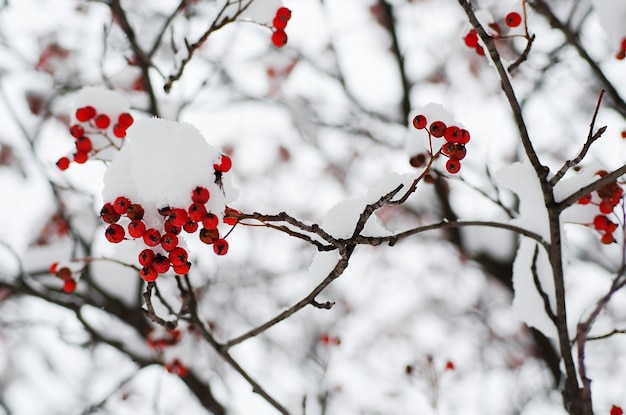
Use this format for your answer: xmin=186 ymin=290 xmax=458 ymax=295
xmin=530 ymin=244 xmax=557 ymax=324
xmin=557 ymin=164 xmax=626 ymax=211
xmin=109 ymin=0 xmax=160 ymax=116
xmin=508 ymin=33 xmax=535 ymax=73
xmin=181 ymin=276 xmax=290 ymax=415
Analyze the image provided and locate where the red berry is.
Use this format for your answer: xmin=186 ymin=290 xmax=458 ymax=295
xmin=593 ymin=215 xmax=610 ymax=231
xmin=63 ymin=279 xmax=77 ymax=293
xmin=56 ymin=157 xmax=71 ymax=170
xmin=224 ymin=207 xmax=241 ymax=225
xmin=76 ymin=106 xmax=96 ymax=122
xmin=188 ymin=203 xmax=208 ymax=223
xmin=214 ymin=155 xmax=232 ymax=173
xmin=126 ymin=203 xmax=145 ymax=220
xmin=444 ymin=126 xmax=461 ymax=143
xmin=113 ymin=196 xmax=131 ymax=214
xmin=117 ymin=112 xmax=134 ymax=129
xmin=69 ymin=124 xmax=85 ymax=138
xmin=94 ymin=114 xmax=111 ymax=129
xmin=199 ymin=228 xmax=220 ymax=245
xmin=183 ymin=219 xmax=199 ymax=233
xmin=271 ymin=30 xmax=288 ymax=48
xmin=601 ymin=232 xmax=615 ymax=245
xmin=57 ymin=267 xmax=73 ymax=281
xmin=143 ymin=228 xmax=161 ymax=247
xmin=273 ymin=15 xmax=288 ymax=30
xmin=276 ymin=7 xmax=291 ymax=22
xmin=128 ymin=220 xmax=146 ymax=238
xmin=505 ymin=12 xmax=522 ymax=28
xmin=75 ymin=136 xmax=93 ymax=153
xmin=161 ymin=233 xmax=179 ymax=251
xmin=445 ymin=158 xmax=461 ymax=174
xmin=173 ymin=261 xmax=192 ymax=275
xmin=412 ymin=114 xmax=428 ymax=130
xmin=464 ymin=30 xmax=478 ymax=48
xmin=441 ymin=142 xmax=455 ymax=157
xmin=164 ymin=220 xmax=182 ymax=236
xmin=140 ymin=266 xmax=158 ymax=282
xmin=169 ymin=247 xmax=188 ymax=267
xmin=105 ymin=223 xmax=125 ymax=243
xmin=202 ymin=213 xmax=219 ymax=229
xmin=429 ymin=121 xmax=447 ymax=138
xmin=139 ymin=249 xmax=155 ymax=267
xmin=445 ymin=360 xmax=455 ymax=370
xmin=100 ymin=203 xmax=121 ymax=224
xmin=74 ymin=151 xmax=89 ymax=164
xmin=599 ymin=201 xmax=614 ymax=214
xmin=169 ymin=208 xmax=188 ymax=227
xmin=113 ymin=124 xmax=127 ymax=138
xmin=49 ymin=262 xmax=59 ymax=275
xmin=578 ymin=194 xmax=592 ymax=205
xmin=409 ymin=153 xmax=427 ymax=168
xmin=475 ymin=45 xmax=485 ymax=56
xmin=459 ymin=129 xmax=470 ymax=144
xmin=152 ymin=254 xmax=171 ymax=274
xmin=213 ymin=238 xmax=229 ymax=255
xmin=451 ymin=144 xmax=467 ymax=160
xmin=611 ymin=405 xmax=624 ymax=415
xmin=191 ymin=186 xmax=210 ymax=204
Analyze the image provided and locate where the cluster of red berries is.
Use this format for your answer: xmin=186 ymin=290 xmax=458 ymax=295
xmin=578 ymin=170 xmax=624 ymax=245
xmin=101 ymin=157 xmax=238 ymax=282
xmin=165 ymin=359 xmax=188 ymax=377
xmin=56 ymin=106 xmax=134 ymax=170
xmin=463 ymin=11 xmax=523 ymax=57
xmin=410 ymin=114 xmax=470 ymax=174
xmin=148 ymin=328 xmax=182 ymax=351
xmin=49 ymin=262 xmax=78 ymax=293
xmin=616 ymin=38 xmax=626 ymax=60
xmin=271 ymin=7 xmax=291 ymax=48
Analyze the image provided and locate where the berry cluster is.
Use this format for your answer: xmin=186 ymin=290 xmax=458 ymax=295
xmin=148 ymin=328 xmax=182 ymax=351
xmin=101 ymin=156 xmax=237 ymax=282
xmin=462 ymin=11 xmax=523 ymax=57
xmin=271 ymin=7 xmax=291 ymax=48
xmin=411 ymin=114 xmax=470 ymax=174
xmin=616 ymin=38 xmax=626 ymax=60
xmin=56 ymin=106 xmax=134 ymax=170
xmin=147 ymin=329 xmax=189 ymax=377
xmin=578 ymin=170 xmax=624 ymax=245
xmin=49 ymin=262 xmax=79 ymax=293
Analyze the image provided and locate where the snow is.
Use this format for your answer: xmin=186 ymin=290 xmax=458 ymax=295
xmin=103 ymin=118 xmax=232 ymax=226
xmin=496 ymin=161 xmax=556 ymax=338
xmin=218 ymin=0 xmax=282 ymax=25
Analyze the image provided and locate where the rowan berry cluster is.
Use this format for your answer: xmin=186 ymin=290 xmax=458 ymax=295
xmin=410 ymin=114 xmax=470 ymax=174
xmin=101 ymin=155 xmax=237 ymax=282
xmin=56 ymin=106 xmax=134 ymax=170
xmin=271 ymin=7 xmax=291 ymax=48
xmin=462 ymin=11 xmax=523 ymax=57
xmin=578 ymin=170 xmax=624 ymax=245
xmin=147 ymin=329 xmax=189 ymax=377
xmin=49 ymin=262 xmax=79 ymax=293
xmin=616 ymin=38 xmax=626 ymax=60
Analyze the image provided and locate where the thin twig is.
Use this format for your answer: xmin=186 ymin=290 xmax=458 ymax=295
xmin=550 ymin=90 xmax=606 ymax=186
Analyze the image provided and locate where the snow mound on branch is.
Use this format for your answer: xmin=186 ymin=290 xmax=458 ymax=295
xmin=103 ymin=118 xmax=236 ymax=228
xmin=322 ymin=173 xmax=417 ymax=239
xmin=496 ymin=162 xmax=556 ymax=338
